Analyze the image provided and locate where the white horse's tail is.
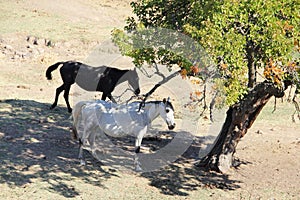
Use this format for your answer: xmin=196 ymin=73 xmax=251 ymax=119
xmin=71 ymin=101 xmax=88 ymax=140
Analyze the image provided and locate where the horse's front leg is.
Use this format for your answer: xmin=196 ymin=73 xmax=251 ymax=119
xmin=107 ymin=93 xmax=117 ymax=103
xmin=134 ymin=127 xmax=147 ymax=172
xmin=134 ymin=151 xmax=143 ymax=172
xmin=101 ymin=93 xmax=107 ymax=101
xmin=134 ymin=136 xmax=143 ymax=153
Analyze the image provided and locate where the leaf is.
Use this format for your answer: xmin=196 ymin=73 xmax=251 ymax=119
xmin=180 ymin=69 xmax=187 ymax=79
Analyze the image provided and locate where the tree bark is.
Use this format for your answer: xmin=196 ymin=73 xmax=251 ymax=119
xmin=197 ymin=81 xmax=291 ymax=173
xmin=246 ymin=39 xmax=256 ymax=88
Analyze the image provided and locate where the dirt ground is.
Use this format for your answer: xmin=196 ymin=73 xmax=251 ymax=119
xmin=0 ymin=1 xmax=299 ymax=199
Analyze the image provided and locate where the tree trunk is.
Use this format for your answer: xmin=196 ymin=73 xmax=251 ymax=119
xmin=197 ymin=81 xmax=291 ymax=173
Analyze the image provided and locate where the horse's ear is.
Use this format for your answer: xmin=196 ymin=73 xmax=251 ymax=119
xmin=132 ymin=67 xmax=137 ymax=72
xmin=163 ymin=98 xmax=166 ymax=103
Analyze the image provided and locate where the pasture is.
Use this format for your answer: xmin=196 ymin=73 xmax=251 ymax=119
xmin=0 ymin=0 xmax=299 ymax=199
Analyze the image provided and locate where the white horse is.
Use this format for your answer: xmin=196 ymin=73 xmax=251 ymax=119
xmin=72 ymin=98 xmax=176 ymax=168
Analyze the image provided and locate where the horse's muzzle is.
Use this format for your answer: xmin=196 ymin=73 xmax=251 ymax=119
xmin=168 ymin=124 xmax=175 ymax=130
xmin=134 ymin=88 xmax=141 ymax=95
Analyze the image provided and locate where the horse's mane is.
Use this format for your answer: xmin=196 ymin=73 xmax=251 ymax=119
xmin=101 ymin=65 xmax=136 ymax=72
xmin=134 ymin=100 xmax=174 ymax=111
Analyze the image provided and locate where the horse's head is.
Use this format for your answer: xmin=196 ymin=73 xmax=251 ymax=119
xmin=128 ymin=68 xmax=140 ymax=95
xmin=160 ymin=97 xmax=176 ymax=130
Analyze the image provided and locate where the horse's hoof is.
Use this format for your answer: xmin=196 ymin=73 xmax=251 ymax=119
xmin=50 ymin=104 xmax=57 ymax=110
xmin=135 ymin=165 xmax=143 ymax=172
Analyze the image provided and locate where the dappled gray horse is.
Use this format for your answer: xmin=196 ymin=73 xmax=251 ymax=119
xmin=72 ymin=98 xmax=175 ymax=170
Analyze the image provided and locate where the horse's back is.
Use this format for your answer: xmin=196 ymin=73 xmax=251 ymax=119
xmin=73 ymin=64 xmax=107 ymax=91
xmin=60 ymin=62 xmax=107 ymax=90
xmin=59 ymin=62 xmax=134 ymax=93
xmin=78 ymin=100 xmax=147 ymax=138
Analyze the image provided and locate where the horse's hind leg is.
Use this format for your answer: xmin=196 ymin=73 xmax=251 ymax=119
xmin=72 ymin=126 xmax=86 ymax=165
xmin=50 ymin=84 xmax=64 ymax=110
xmin=134 ymin=134 xmax=144 ymax=172
xmin=78 ymin=139 xmax=86 ymax=166
xmin=63 ymin=84 xmax=72 ymax=113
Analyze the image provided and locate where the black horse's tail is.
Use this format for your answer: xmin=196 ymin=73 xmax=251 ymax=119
xmin=46 ymin=62 xmax=64 ymax=80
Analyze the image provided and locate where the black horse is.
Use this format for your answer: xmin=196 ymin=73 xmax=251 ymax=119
xmin=46 ymin=61 xmax=140 ymax=113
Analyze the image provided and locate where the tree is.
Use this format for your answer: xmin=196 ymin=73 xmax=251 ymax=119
xmin=112 ymin=0 xmax=300 ymax=173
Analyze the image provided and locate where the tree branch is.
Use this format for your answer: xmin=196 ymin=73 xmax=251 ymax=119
xmin=138 ymin=69 xmax=181 ymax=111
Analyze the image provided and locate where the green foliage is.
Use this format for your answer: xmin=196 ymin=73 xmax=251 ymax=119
xmin=113 ymin=0 xmax=300 ymax=105
xmin=112 ymin=25 xmax=212 ymax=73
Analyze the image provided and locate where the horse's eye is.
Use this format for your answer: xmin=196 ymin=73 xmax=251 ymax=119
xmin=166 ymin=109 xmax=170 ymax=113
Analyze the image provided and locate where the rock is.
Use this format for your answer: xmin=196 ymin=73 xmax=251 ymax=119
xmin=38 ymin=38 xmax=47 ymax=45
xmin=4 ymin=45 xmax=13 ymax=51
xmin=33 ymin=38 xmax=38 ymax=45
xmin=11 ymin=54 xmax=20 ymax=60
xmin=26 ymin=44 xmax=34 ymax=49
xmin=45 ymin=39 xmax=53 ymax=47
xmin=26 ymin=35 xmax=36 ymax=44
xmin=13 ymin=51 xmax=27 ymax=59
xmin=17 ymin=85 xmax=30 ymax=89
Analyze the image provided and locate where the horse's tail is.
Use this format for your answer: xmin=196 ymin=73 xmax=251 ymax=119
xmin=71 ymin=101 xmax=87 ymax=140
xmin=45 ymin=62 xmax=64 ymax=80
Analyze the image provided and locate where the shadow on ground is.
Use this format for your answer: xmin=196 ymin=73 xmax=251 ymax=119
xmin=0 ymin=99 xmax=243 ymax=198
xmin=105 ymin=124 xmax=243 ymax=195
xmin=141 ymin=162 xmax=241 ymax=196
xmin=0 ymin=99 xmax=117 ymax=198
xmin=140 ymin=137 xmax=242 ymax=196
